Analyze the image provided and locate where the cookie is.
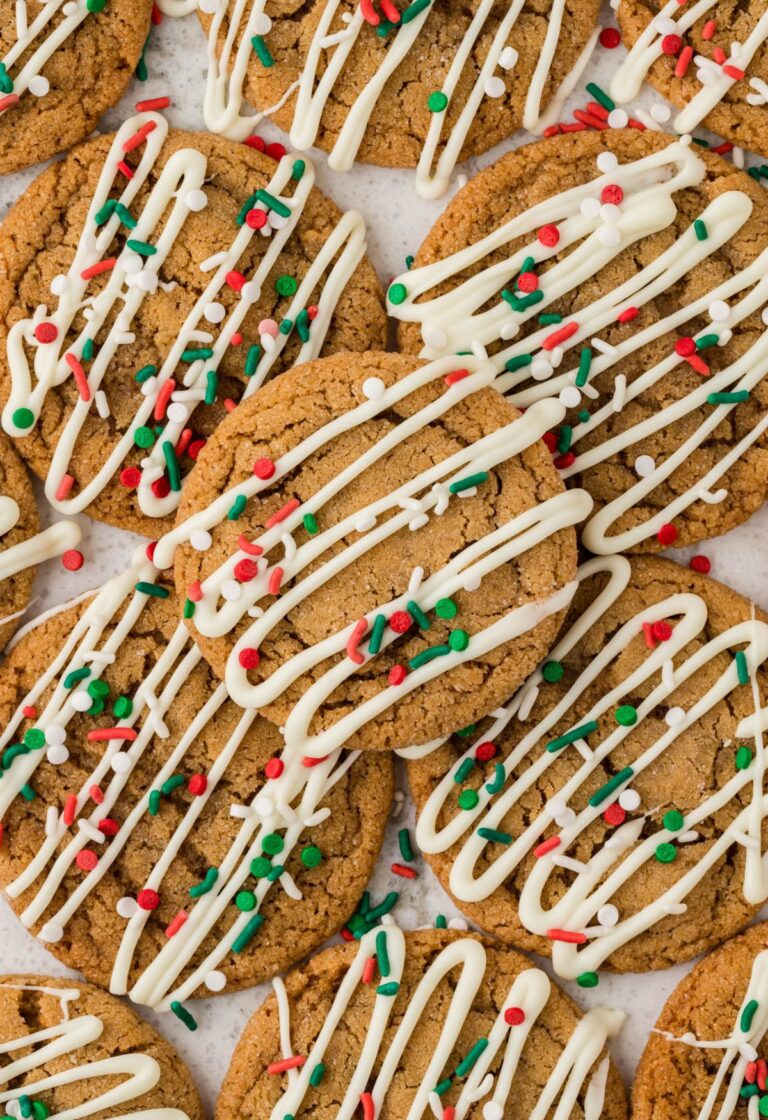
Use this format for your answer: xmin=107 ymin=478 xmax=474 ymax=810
xmin=0 ymin=111 xmax=386 ymax=537
xmin=216 ymin=926 xmax=628 ymax=1120
xmin=0 ymin=550 xmax=392 ymax=1017
xmin=0 ymin=973 xmax=203 ymax=1119
xmin=407 ymin=553 xmax=768 ymax=978
xmin=155 ymin=349 xmax=586 ymax=756
xmin=391 ymin=129 xmax=768 ymax=555
xmin=633 ymin=921 xmax=768 ymax=1120
xmin=611 ymin=0 xmax=768 ymax=157
xmin=193 ymin=0 xmax=602 ymax=198
xmin=0 ymin=0 xmax=152 ymax=175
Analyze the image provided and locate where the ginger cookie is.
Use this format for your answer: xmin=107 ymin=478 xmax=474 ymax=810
xmin=407 ymin=554 xmax=768 ymax=978
xmin=391 ymin=129 xmax=768 ymax=555
xmin=216 ymin=926 xmax=628 ymax=1120
xmin=0 ymin=111 xmax=386 ymax=537
xmin=633 ymin=921 xmax=768 ymax=1120
xmin=0 ymin=550 xmax=392 ymax=1018
xmin=0 ymin=0 xmax=152 ymax=175
xmin=611 ymin=0 xmax=768 ymax=157
xmin=190 ymin=0 xmax=602 ymax=198
xmin=0 ymin=973 xmax=204 ymax=1119
xmin=155 ymin=350 xmax=586 ymax=757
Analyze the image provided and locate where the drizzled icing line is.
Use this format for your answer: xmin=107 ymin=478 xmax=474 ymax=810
xmin=0 ymin=549 xmax=368 ymax=1013
xmin=0 ymin=981 xmax=189 ymax=1120
xmin=387 ymin=138 xmax=768 ymax=553
xmin=266 ymin=925 xmax=625 ymax=1120
xmin=610 ymin=0 xmax=768 ymax=138
xmin=190 ymin=0 xmax=598 ymax=199
xmin=1 ymin=111 xmax=369 ymax=521
xmin=0 ymin=494 xmax=80 ymax=587
xmin=153 ymin=353 xmax=592 ymax=756
xmin=0 ymin=0 xmax=96 ymax=116
xmin=412 ymin=554 xmax=768 ymax=979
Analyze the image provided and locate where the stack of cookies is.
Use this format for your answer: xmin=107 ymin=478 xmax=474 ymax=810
xmin=0 ymin=0 xmax=766 ymax=1117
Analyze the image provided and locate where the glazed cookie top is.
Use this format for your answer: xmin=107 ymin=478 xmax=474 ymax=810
xmin=0 ymin=973 xmax=203 ymax=1119
xmin=216 ymin=927 xmax=628 ymax=1120
xmin=391 ymin=129 xmax=768 ymax=555
xmin=0 ymin=112 xmax=386 ymax=536
xmin=0 ymin=0 xmax=152 ymax=175
xmin=611 ymin=0 xmax=768 ymax=156
xmin=0 ymin=550 xmax=392 ymax=1017
xmin=407 ymin=554 xmax=768 ymax=978
xmin=155 ymin=350 xmax=586 ymax=756
xmin=633 ymin=922 xmax=768 ymax=1119
xmin=175 ymin=0 xmax=602 ymax=198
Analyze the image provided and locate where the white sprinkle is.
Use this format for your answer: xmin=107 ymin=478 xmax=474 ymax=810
xmin=554 ymin=854 xmax=588 ymax=873
xmin=600 ymin=203 xmax=621 ymax=223
xmin=634 ymin=454 xmax=655 ymax=478
xmin=185 ymin=189 xmax=208 ymax=212
xmin=230 ymin=804 xmax=252 ymax=820
xmin=531 ymin=356 xmax=553 ymax=381
xmin=355 ymin=514 xmax=377 ymax=533
xmin=650 ymin=102 xmax=672 ymax=123
xmin=280 ymin=872 xmax=303 ymax=901
xmin=45 ymin=806 xmax=58 ymax=836
xmin=483 ymin=1104 xmax=503 ymax=1120
xmin=117 ymin=896 xmax=139 ymax=919
xmin=204 ymin=302 xmax=226 ymax=323
xmin=484 ymin=76 xmax=505 ymax=98
xmin=71 ymin=690 xmax=92 ymax=712
xmin=499 ymin=45 xmax=518 ymax=69
xmin=28 ymin=75 xmax=50 ymax=97
xmin=448 ymin=917 xmax=468 ymax=930
xmin=409 ymin=514 xmax=430 ymax=531
xmin=221 ymin=579 xmax=242 ymax=601
xmin=596 ymin=151 xmax=619 ymax=173
xmin=304 ymin=807 xmax=331 ymax=827
xmin=111 ymin=752 xmax=133 ymax=775
xmin=662 ymin=901 xmax=688 ymax=915
xmin=45 ymin=723 xmax=66 ymax=745
xmin=166 ymin=402 xmax=187 ymax=424
xmin=612 ymin=373 xmax=627 ymax=411
xmin=200 ymin=250 xmax=228 ymax=272
xmin=190 ymin=529 xmax=212 ymax=551
xmin=94 ymin=389 xmax=110 ymax=419
xmin=463 ymin=573 xmax=482 ymax=592
xmin=607 ymin=109 xmax=629 ymax=128
xmin=679 ymin=830 xmax=699 ymax=843
xmin=559 ymin=386 xmax=581 ymax=408
xmin=47 ymin=744 xmax=69 ymax=765
xmin=252 ymin=12 xmax=272 ymax=34
xmin=618 ymin=788 xmax=640 ymax=811
xmin=39 ymin=921 xmax=64 ymax=943
xmin=255 ymin=793 xmax=275 ymax=819
xmin=665 ymin=706 xmax=685 ymax=727
xmin=653 ymin=15 xmax=678 ymax=33
xmin=205 ymin=970 xmax=227 ymax=992
xmin=51 ymin=274 xmax=67 ymax=296
xmin=762 ymin=307 xmax=768 ymax=328
xmin=547 ymin=796 xmax=566 ymax=817
xmin=597 ymin=903 xmax=619 ymax=927
xmin=555 ymin=807 xmax=576 ymax=827
xmin=79 ymin=820 xmax=106 ymax=844
xmin=362 ymin=376 xmax=385 ymax=399
xmin=408 ymin=566 xmax=424 ymax=594
xmin=580 ymin=196 xmax=601 ymax=219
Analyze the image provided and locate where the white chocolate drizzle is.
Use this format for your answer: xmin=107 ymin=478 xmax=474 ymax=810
xmin=0 ymin=493 xmax=80 ymax=590
xmin=0 ymin=0 xmax=95 ymax=117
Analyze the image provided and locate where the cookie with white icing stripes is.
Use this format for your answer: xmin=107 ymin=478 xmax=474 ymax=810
xmin=182 ymin=0 xmax=601 ymax=199
xmin=0 ymin=973 xmax=203 ymax=1119
xmin=392 ymin=129 xmax=768 ymax=554
xmin=0 ymin=552 xmax=392 ymax=1017
xmin=0 ymin=0 xmax=153 ymax=174
xmin=633 ymin=921 xmax=768 ymax=1120
xmin=407 ymin=554 xmax=768 ymax=978
xmin=611 ymin=0 xmax=768 ymax=156
xmin=156 ymin=350 xmax=585 ymax=756
xmin=216 ymin=926 xmax=628 ymax=1120
xmin=0 ymin=112 xmax=386 ymax=536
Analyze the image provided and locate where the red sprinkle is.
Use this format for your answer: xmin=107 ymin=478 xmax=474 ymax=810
xmin=346 ymin=618 xmax=368 ymax=665
xmin=534 ymin=835 xmax=561 ymax=858
xmin=265 ymin=142 xmax=286 ymax=161
xmin=657 ymin=523 xmax=678 ymax=547
xmin=723 ymin=64 xmax=745 ymax=80
xmin=55 ymin=475 xmax=75 ymax=502
xmin=22 ymin=706 xmax=36 ymax=719
xmin=599 ymin=27 xmax=621 ymax=48
xmin=123 ymin=120 xmax=157 ymax=153
xmin=188 ymin=580 xmax=203 ymax=602
xmin=389 ymin=610 xmax=413 ymax=634
xmin=165 ymin=910 xmax=188 ymax=938
xmin=475 ymin=740 xmax=497 ymax=761
xmin=34 ymin=322 xmax=58 ymax=344
xmin=81 ymin=259 xmax=116 ymax=281
xmin=267 ymin=1057 xmax=306 ymax=1075
xmin=538 ymin=224 xmax=560 ymax=248
xmin=652 ymin=620 xmax=673 ymax=642
xmin=253 ymin=457 xmax=276 ymax=480
xmin=574 ymin=108 xmax=608 ymax=130
xmin=603 ymin=803 xmax=626 ymax=826
xmin=617 ymin=307 xmax=638 ymax=324
xmin=554 ymin=451 xmax=575 ymax=470
xmin=0 ymin=94 xmax=20 ymax=111
xmin=153 ymin=378 xmax=175 ymax=422
xmin=120 ymin=466 xmax=142 ymax=489
xmin=98 ymin=818 xmax=119 ymax=837
xmin=188 ymin=774 xmax=208 ymax=796
xmin=542 ymin=321 xmax=578 ymax=351
xmin=543 ymin=431 xmax=557 ymax=453
xmin=76 ymin=850 xmax=98 ymax=872
xmin=661 ymin=33 xmax=682 ymax=54
xmin=444 ymin=368 xmax=470 ymax=386
xmin=234 ymin=558 xmax=259 ymax=582
xmin=686 ymin=353 xmax=710 ymax=376
xmin=137 ymin=888 xmax=161 ymax=911
xmin=246 ymin=208 xmax=268 ymax=229
xmin=117 ymin=160 xmax=135 ymax=180
xmin=389 ymin=664 xmax=407 ymax=686
xmin=601 ymin=184 xmax=624 ymax=205
xmin=264 ymin=758 xmax=284 ymax=780
xmin=302 ymin=754 xmax=329 ymax=768
xmin=87 ymin=727 xmax=138 ymax=742
xmin=391 ymin=863 xmax=417 ymax=879
xmin=517 ymin=271 xmax=539 ymax=293
xmin=702 ymin=18 xmax=716 ymax=39
xmin=675 ymin=45 xmax=694 ymax=77
xmin=90 ymin=784 xmax=104 ymax=805
xmin=63 ymin=794 xmax=78 ymax=827
xmin=362 ymin=955 xmax=377 ymax=984
xmin=504 ymin=1006 xmax=526 ymax=1025
xmin=239 ymin=647 xmax=261 ymax=670
xmin=340 ymin=926 xmax=354 ymax=941
xmin=238 ymin=535 xmax=264 ymax=556
xmin=62 ymin=549 xmax=84 ymax=572
xmin=360 ymin=1093 xmax=375 ymax=1120
xmin=135 ymin=96 xmax=171 ymax=112
xmin=245 ymin=135 xmax=266 ymax=152
xmin=547 ymin=928 xmax=587 ymax=944
xmin=268 ymin=567 xmax=284 ymax=596
xmin=642 ymin=622 xmax=656 ymax=649
xmin=65 ymin=353 xmax=90 ymax=401
xmin=227 ymin=270 xmax=246 ymax=292
xmin=265 ymin=498 xmax=300 ymax=529
xmin=675 ymin=336 xmax=696 ymax=357
xmin=689 ymin=554 xmax=711 ymax=574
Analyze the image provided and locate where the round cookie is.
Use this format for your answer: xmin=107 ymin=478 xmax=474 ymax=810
xmin=195 ymin=0 xmax=602 ymax=198
xmin=391 ymin=128 xmax=768 ymax=555
xmin=0 ymin=111 xmax=386 ymax=537
xmin=611 ymin=0 xmax=768 ymax=156
xmin=156 ymin=349 xmax=586 ymax=756
xmin=0 ymin=550 xmax=392 ymax=1014
xmin=633 ymin=922 xmax=768 ymax=1119
xmin=407 ymin=553 xmax=768 ymax=977
xmin=0 ymin=973 xmax=203 ymax=1119
xmin=0 ymin=0 xmax=152 ymax=175
xmin=216 ymin=927 xmax=628 ymax=1120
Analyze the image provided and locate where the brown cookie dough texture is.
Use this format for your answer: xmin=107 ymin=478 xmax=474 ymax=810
xmin=395 ymin=129 xmax=768 ymax=553
xmin=0 ymin=127 xmax=386 ymax=537
xmin=407 ymin=555 xmax=768 ymax=974
xmin=633 ymin=922 xmax=768 ymax=1119
xmin=617 ymin=0 xmax=768 ymax=156
xmin=200 ymin=0 xmax=602 ymax=169
xmin=0 ymin=0 xmax=152 ymax=175
xmin=172 ymin=350 xmax=577 ymax=753
xmin=0 ymin=973 xmax=204 ymax=1119
xmin=0 ymin=577 xmax=392 ymax=1001
xmin=216 ymin=930 xmax=628 ymax=1120
xmin=0 ymin=430 xmax=38 ymax=649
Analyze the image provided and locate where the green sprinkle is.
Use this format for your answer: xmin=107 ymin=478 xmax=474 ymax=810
xmin=182 ymin=347 xmax=213 ymax=362
xmin=376 ymin=982 xmax=400 ymax=996
xmin=708 ymin=391 xmax=750 ymax=404
xmin=161 ymin=774 xmax=185 ymax=796
xmin=586 ymin=82 xmax=615 ymax=111
xmin=162 ymin=441 xmax=181 ymax=492
xmin=189 ymin=867 xmax=219 ymax=898
xmin=135 ymin=45 xmax=148 ymax=81
xmin=434 ymin=1079 xmax=453 ymax=1097
xmin=546 ymin=720 xmax=598 ymax=753
xmin=275 ymin=275 xmax=298 ymax=297
xmin=183 ymin=599 xmax=195 ymax=619
xmin=478 ymin=826 xmax=512 ymax=844
xmin=126 ymin=239 xmax=157 ymax=257
xmin=538 ymin=313 xmax=562 ymax=326
xmin=458 ymin=789 xmax=479 ymax=810
xmin=266 ymin=864 xmax=284 ymax=882
xmin=376 ymin=929 xmax=390 ymax=977
xmin=20 ymin=784 xmax=36 ymax=801
xmin=759 ymin=1096 xmax=768 ymax=1117
xmin=695 ymin=333 xmax=719 ymax=349
xmin=409 ymin=644 xmax=450 ymax=670
xmin=736 ymin=745 xmax=754 ymax=770
xmin=741 ymin=999 xmax=760 ymax=1032
xmin=435 ymin=598 xmax=457 ymax=619
xmin=454 ymin=757 xmax=475 ymax=784
xmin=736 ymin=649 xmax=750 ymax=684
xmin=578 ymin=409 xmax=591 ymax=423
xmin=303 ymin=512 xmax=318 ymax=535
xmin=449 ymin=471 xmax=489 ymax=494
xmin=542 ymin=661 xmax=564 ymax=683
xmin=296 ymin=309 xmax=310 ymax=343
xmin=407 ymin=600 xmax=431 ymax=630
xmin=449 ymin=629 xmax=469 ymax=652
xmin=577 ymin=972 xmax=599 ymax=988
xmin=94 ymin=199 xmax=117 ymax=226
xmin=655 ymin=842 xmax=677 ymax=864
xmin=148 ymin=790 xmax=161 ymax=816
xmin=694 ymin=219 xmax=708 ymax=241
xmin=205 ymin=371 xmax=218 ymax=405
xmin=309 ymin=1063 xmax=325 ymax=1088
xmin=232 ymin=913 xmax=265 ymax=953
xmin=455 ymin=1038 xmax=488 ymax=1077
xmin=31 ymin=1102 xmax=49 ymax=1120
xmin=2 ymin=743 xmax=29 ymax=770
xmin=557 ymin=425 xmax=572 ymax=454
xmin=251 ymin=34 xmax=274 ymax=66
xmin=245 ymin=344 xmax=261 ymax=378
xmin=115 ymin=202 xmax=137 ymax=229
xmin=614 ymin=704 xmax=638 ymax=726
xmin=135 ymin=581 xmax=169 ymax=598
xmin=82 ymin=338 xmax=95 ymax=362
xmin=19 ymin=1097 xmax=31 ymax=1119
xmin=135 ymin=364 xmax=157 ymax=383
xmin=255 ymin=189 xmax=291 ymax=218
xmin=369 ymin=613 xmax=386 ymax=655
xmin=88 ymin=681 xmax=109 ymax=703
xmin=23 ymin=728 xmax=45 ymax=750
xmin=236 ymin=890 xmax=257 ymax=912
xmin=428 ymin=91 xmax=448 ymax=112
xmin=64 ymin=667 xmax=91 ymax=689
xmin=663 ymin=809 xmax=684 ymax=832
xmin=279 ymin=318 xmax=293 ymax=336
xmin=398 ymin=828 xmax=414 ymax=862
xmin=501 ymin=289 xmax=544 ymax=313
xmin=401 ymin=0 xmax=431 ymax=21
xmin=365 ymin=891 xmax=399 ymax=923
xmin=388 ymin=282 xmax=407 ymax=305
xmin=588 ymin=766 xmax=634 ymax=808
xmin=485 ymin=763 xmax=505 ymax=794
xmin=741 ymin=1084 xmax=760 ymax=1099
xmin=292 ymin=160 xmax=305 ymax=181
xmin=504 ymin=354 xmax=533 ymax=373
xmin=263 ymin=832 xmax=284 ymax=856
xmin=435 ymin=914 xmax=447 ymax=928
xmin=88 ymin=699 xmax=105 ymax=717
xmin=228 ymin=494 xmax=247 ymax=520
xmin=12 ymin=407 xmax=34 ymax=429
xmin=250 ymin=856 xmax=272 ymax=878
xmin=456 ymin=725 xmax=476 ymax=738
xmin=301 ymin=845 xmax=322 ymax=868
xmin=134 ymin=426 xmax=155 ymax=449
xmin=170 ymin=1001 xmax=198 ymax=1031
xmin=406 ymin=254 xmax=414 ymax=269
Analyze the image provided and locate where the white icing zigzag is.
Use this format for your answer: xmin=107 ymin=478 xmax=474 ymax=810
xmin=1 ymin=111 xmax=370 ymax=522
xmin=0 ymin=550 xmax=368 ymax=1014
xmin=411 ymin=554 xmax=768 ymax=980
xmin=0 ymin=494 xmax=80 ymax=599
xmin=265 ymin=924 xmax=625 ymax=1120
xmin=158 ymin=0 xmax=599 ymax=199
xmin=387 ymin=138 xmax=768 ymax=553
xmin=152 ymin=353 xmax=593 ymax=757
xmin=0 ymin=0 xmax=96 ymax=116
